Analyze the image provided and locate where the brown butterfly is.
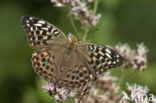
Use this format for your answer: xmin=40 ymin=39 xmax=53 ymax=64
xmin=21 ymin=16 xmax=123 ymax=88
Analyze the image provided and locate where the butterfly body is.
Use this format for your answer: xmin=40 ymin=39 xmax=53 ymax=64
xmin=21 ymin=16 xmax=123 ymax=88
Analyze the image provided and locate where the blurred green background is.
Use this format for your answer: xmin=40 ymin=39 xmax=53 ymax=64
xmin=0 ymin=0 xmax=156 ymax=103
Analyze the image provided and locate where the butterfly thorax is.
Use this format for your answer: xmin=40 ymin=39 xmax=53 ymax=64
xmin=66 ymin=35 xmax=78 ymax=53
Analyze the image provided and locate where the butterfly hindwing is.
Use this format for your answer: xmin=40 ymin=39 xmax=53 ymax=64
xmin=21 ymin=16 xmax=67 ymax=48
xmin=60 ymin=65 xmax=92 ymax=88
xmin=32 ymin=49 xmax=57 ymax=82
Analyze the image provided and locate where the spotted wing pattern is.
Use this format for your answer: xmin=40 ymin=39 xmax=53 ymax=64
xmin=22 ymin=16 xmax=123 ymax=89
xmin=21 ymin=16 xmax=67 ymax=48
xmin=55 ymin=43 xmax=123 ymax=88
xmin=80 ymin=43 xmax=123 ymax=75
xmin=32 ymin=49 xmax=57 ymax=82
xmin=60 ymin=64 xmax=92 ymax=88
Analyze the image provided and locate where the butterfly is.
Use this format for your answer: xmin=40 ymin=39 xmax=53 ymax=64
xmin=21 ymin=16 xmax=123 ymax=88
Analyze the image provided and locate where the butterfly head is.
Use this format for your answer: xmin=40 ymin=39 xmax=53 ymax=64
xmin=68 ymin=33 xmax=78 ymax=45
xmin=66 ymin=33 xmax=78 ymax=52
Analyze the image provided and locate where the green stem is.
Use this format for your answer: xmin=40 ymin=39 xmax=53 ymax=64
xmin=118 ymin=74 xmax=125 ymax=86
xmin=82 ymin=28 xmax=89 ymax=41
xmin=93 ymin=0 xmax=99 ymax=14
xmin=57 ymin=100 xmax=63 ymax=103
xmin=70 ymin=15 xmax=79 ymax=38
xmin=77 ymin=96 xmax=83 ymax=103
xmin=117 ymin=69 xmax=126 ymax=86
xmin=82 ymin=0 xmax=99 ymax=41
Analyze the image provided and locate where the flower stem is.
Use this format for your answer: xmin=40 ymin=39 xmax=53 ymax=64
xmin=117 ymin=69 xmax=126 ymax=86
xmin=77 ymin=95 xmax=84 ymax=103
xmin=82 ymin=0 xmax=99 ymax=41
xmin=93 ymin=0 xmax=99 ymax=15
xmin=69 ymin=15 xmax=79 ymax=38
xmin=82 ymin=27 xmax=90 ymax=41
xmin=57 ymin=100 xmax=63 ymax=103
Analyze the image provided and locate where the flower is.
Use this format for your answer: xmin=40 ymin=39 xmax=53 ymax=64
xmin=131 ymin=43 xmax=148 ymax=71
xmin=50 ymin=0 xmax=101 ymax=26
xmin=120 ymin=83 xmax=150 ymax=103
xmin=127 ymin=83 xmax=149 ymax=103
xmin=50 ymin=0 xmax=80 ymax=7
xmin=88 ymin=0 xmax=93 ymax=3
xmin=120 ymin=91 xmax=130 ymax=103
xmin=152 ymin=96 xmax=156 ymax=103
xmin=42 ymin=82 xmax=93 ymax=101
xmin=115 ymin=43 xmax=148 ymax=71
xmin=75 ymin=72 xmax=121 ymax=103
xmin=42 ymin=82 xmax=76 ymax=101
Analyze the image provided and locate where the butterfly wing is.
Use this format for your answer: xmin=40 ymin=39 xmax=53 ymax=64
xmin=54 ymin=43 xmax=123 ymax=88
xmin=57 ymin=50 xmax=93 ymax=88
xmin=78 ymin=43 xmax=124 ymax=75
xmin=21 ymin=16 xmax=68 ymax=83
xmin=32 ymin=47 xmax=66 ymax=83
xmin=21 ymin=16 xmax=68 ymax=48
xmin=21 ymin=16 xmax=123 ymax=88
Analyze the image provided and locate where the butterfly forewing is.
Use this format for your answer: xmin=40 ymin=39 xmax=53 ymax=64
xmin=79 ymin=43 xmax=123 ymax=75
xmin=22 ymin=16 xmax=68 ymax=83
xmin=21 ymin=16 xmax=67 ymax=48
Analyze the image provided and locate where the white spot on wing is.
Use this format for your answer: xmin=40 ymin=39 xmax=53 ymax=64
xmin=42 ymin=27 xmax=49 ymax=30
xmin=99 ymin=56 xmax=103 ymax=60
xmin=38 ymin=20 xmax=45 ymax=24
xmin=113 ymin=61 xmax=116 ymax=64
xmin=94 ymin=52 xmax=97 ymax=56
xmin=89 ymin=45 xmax=93 ymax=50
xmin=54 ymin=30 xmax=59 ymax=35
xmin=40 ymin=31 xmax=43 ymax=34
xmin=106 ymin=53 xmax=112 ymax=59
xmin=103 ymin=62 xmax=106 ymax=65
xmin=30 ymin=27 xmax=33 ymax=31
xmin=105 ymin=48 xmax=111 ymax=54
xmin=26 ymin=20 xmax=30 ymax=23
xmin=34 ymin=23 xmax=42 ymax=26
xmin=99 ymin=50 xmax=104 ymax=55
xmin=27 ymin=24 xmax=30 ymax=27
xmin=107 ymin=61 xmax=112 ymax=64
xmin=116 ymin=54 xmax=120 ymax=58
xmin=92 ymin=56 xmax=96 ymax=61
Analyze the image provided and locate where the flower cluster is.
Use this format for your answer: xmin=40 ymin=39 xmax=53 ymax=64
xmin=51 ymin=0 xmax=101 ymax=26
xmin=152 ymin=96 xmax=156 ymax=103
xmin=115 ymin=43 xmax=148 ymax=71
xmin=75 ymin=72 xmax=121 ymax=103
xmin=127 ymin=83 xmax=149 ymax=103
xmin=42 ymin=82 xmax=92 ymax=101
xmin=120 ymin=83 xmax=156 ymax=103
xmin=42 ymin=83 xmax=76 ymax=101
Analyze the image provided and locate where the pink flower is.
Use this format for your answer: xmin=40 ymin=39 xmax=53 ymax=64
xmin=42 ymin=82 xmax=76 ymax=101
xmin=51 ymin=0 xmax=101 ymax=26
xmin=115 ymin=43 xmax=148 ymax=71
xmin=131 ymin=43 xmax=148 ymax=71
xmin=75 ymin=72 xmax=121 ymax=103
